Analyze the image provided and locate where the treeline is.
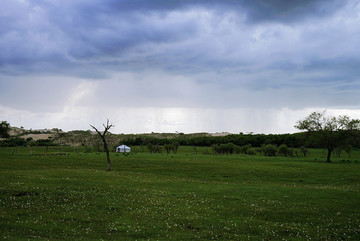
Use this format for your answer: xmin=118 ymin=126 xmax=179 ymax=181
xmin=210 ymin=143 xmax=310 ymax=157
xmin=0 ymin=137 xmax=57 ymax=147
xmin=2 ymin=131 xmax=359 ymax=152
xmin=123 ymin=132 xmax=360 ymax=149
xmin=121 ymin=132 xmax=313 ymax=148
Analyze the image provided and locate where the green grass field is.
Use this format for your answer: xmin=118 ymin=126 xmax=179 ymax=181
xmin=1 ymin=146 xmax=360 ymax=240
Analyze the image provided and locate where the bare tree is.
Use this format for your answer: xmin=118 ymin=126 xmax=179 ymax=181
xmin=90 ymin=119 xmax=114 ymax=171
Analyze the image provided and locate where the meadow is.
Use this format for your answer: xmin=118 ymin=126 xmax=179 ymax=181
xmin=0 ymin=146 xmax=359 ymax=240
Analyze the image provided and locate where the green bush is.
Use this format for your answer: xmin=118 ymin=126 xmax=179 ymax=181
xmin=262 ymin=144 xmax=277 ymax=156
xmin=300 ymin=146 xmax=308 ymax=157
xmin=240 ymin=144 xmax=252 ymax=154
xmin=246 ymin=148 xmax=257 ymax=155
xmin=278 ymin=144 xmax=289 ymax=156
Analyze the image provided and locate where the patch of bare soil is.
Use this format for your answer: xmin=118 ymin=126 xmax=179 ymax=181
xmin=22 ymin=134 xmax=53 ymax=140
xmin=208 ymin=132 xmax=231 ymax=137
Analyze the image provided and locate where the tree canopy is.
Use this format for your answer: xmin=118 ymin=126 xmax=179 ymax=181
xmin=0 ymin=121 xmax=11 ymax=139
xmin=295 ymin=111 xmax=360 ymax=162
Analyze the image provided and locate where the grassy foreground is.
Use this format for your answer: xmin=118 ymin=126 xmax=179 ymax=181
xmin=0 ymin=147 xmax=360 ymax=240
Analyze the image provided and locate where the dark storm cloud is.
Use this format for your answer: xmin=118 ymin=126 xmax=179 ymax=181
xmin=0 ymin=0 xmax=359 ymax=111
xmin=0 ymin=0 xmax=345 ymax=69
xmin=0 ymin=0 xmax=202 ymax=75
xmin=105 ymin=0 xmax=345 ymax=22
xmin=235 ymin=0 xmax=346 ymax=23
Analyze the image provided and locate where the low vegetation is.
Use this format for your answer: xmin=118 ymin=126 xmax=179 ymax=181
xmin=1 ymin=146 xmax=360 ymax=240
xmin=1 ymin=112 xmax=359 ymax=239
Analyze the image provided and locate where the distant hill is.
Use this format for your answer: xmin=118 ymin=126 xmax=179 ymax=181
xmin=8 ymin=127 xmax=60 ymax=141
xmin=6 ymin=125 xmax=232 ymax=146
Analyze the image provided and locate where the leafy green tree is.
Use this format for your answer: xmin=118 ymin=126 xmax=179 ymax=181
xmin=333 ymin=147 xmax=342 ymax=158
xmin=246 ymin=148 xmax=257 ymax=155
xmin=211 ymin=144 xmax=220 ymax=154
xmin=0 ymin=121 xmax=11 ymax=138
xmin=171 ymin=142 xmax=180 ymax=154
xmin=262 ymin=144 xmax=277 ymax=156
xmin=164 ymin=144 xmax=172 ymax=154
xmin=147 ymin=143 xmax=154 ymax=154
xmin=278 ymin=144 xmax=289 ymax=156
xmin=344 ymin=144 xmax=352 ymax=158
xmin=288 ymin=148 xmax=296 ymax=157
xmin=154 ymin=145 xmax=162 ymax=153
xmin=299 ymin=146 xmax=308 ymax=157
xmin=240 ymin=144 xmax=252 ymax=154
xmin=295 ymin=111 xmax=360 ymax=163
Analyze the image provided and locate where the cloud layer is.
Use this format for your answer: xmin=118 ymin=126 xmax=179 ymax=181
xmin=0 ymin=0 xmax=359 ymax=133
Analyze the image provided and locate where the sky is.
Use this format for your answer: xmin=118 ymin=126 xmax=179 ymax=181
xmin=1 ymin=0 xmax=360 ymax=134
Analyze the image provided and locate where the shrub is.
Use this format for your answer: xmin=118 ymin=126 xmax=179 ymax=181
xmin=262 ymin=144 xmax=277 ymax=156
xmin=254 ymin=147 xmax=263 ymax=154
xmin=278 ymin=144 xmax=289 ymax=156
xmin=171 ymin=142 xmax=180 ymax=154
xmin=246 ymin=148 xmax=257 ymax=155
xmin=234 ymin=145 xmax=241 ymax=154
xmin=300 ymin=146 xmax=308 ymax=157
xmin=0 ymin=137 xmax=27 ymax=147
xmin=344 ymin=144 xmax=352 ymax=158
xmin=288 ymin=148 xmax=295 ymax=157
xmin=211 ymin=144 xmax=220 ymax=154
xmin=212 ymin=143 xmax=239 ymax=155
xmin=164 ymin=145 xmax=171 ymax=154
xmin=240 ymin=144 xmax=252 ymax=154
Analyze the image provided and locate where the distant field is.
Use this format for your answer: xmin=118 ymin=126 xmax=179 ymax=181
xmin=0 ymin=146 xmax=359 ymax=240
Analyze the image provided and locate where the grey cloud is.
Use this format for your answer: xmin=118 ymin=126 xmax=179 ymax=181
xmin=1 ymin=0 xmax=360 ymax=134
xmin=0 ymin=0 xmax=202 ymax=74
xmin=0 ymin=0 xmax=354 ymax=73
xmin=235 ymin=0 xmax=346 ymax=23
xmin=0 ymin=0 xmax=359 ymax=109
xmin=105 ymin=0 xmax=344 ymax=22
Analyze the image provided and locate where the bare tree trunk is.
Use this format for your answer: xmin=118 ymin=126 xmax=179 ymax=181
xmin=103 ymin=138 xmax=111 ymax=171
xmin=193 ymin=146 xmax=197 ymax=160
xmin=90 ymin=119 xmax=114 ymax=171
xmin=326 ymin=148 xmax=332 ymax=163
xmin=106 ymin=152 xmax=111 ymax=171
